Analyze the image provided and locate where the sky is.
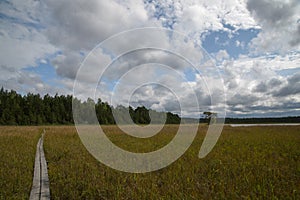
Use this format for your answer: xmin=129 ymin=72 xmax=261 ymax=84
xmin=0 ymin=0 xmax=300 ymax=118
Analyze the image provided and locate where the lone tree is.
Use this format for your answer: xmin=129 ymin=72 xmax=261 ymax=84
xmin=203 ymin=111 xmax=217 ymax=124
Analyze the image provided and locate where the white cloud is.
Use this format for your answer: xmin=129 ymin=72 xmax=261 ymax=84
xmin=0 ymin=67 xmax=66 ymax=96
xmin=146 ymin=0 xmax=257 ymax=32
xmin=0 ymin=0 xmax=299 ymax=117
xmin=219 ymin=53 xmax=300 ymax=116
xmin=43 ymin=0 xmax=154 ymax=51
xmin=0 ymin=20 xmax=56 ymax=70
xmin=0 ymin=0 xmax=57 ymax=94
xmin=215 ymin=50 xmax=230 ymax=62
xmin=247 ymin=0 xmax=300 ymax=54
xmin=0 ymin=0 xmax=42 ymax=24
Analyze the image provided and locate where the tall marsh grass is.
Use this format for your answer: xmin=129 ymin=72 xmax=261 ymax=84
xmin=0 ymin=126 xmax=41 ymax=199
xmin=43 ymin=125 xmax=300 ymax=199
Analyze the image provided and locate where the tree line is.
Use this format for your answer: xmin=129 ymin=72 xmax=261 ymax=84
xmin=223 ymin=116 xmax=300 ymax=124
xmin=0 ymin=88 xmax=180 ymax=125
xmin=199 ymin=116 xmax=300 ymax=124
xmin=1 ymin=88 xmax=298 ymax=125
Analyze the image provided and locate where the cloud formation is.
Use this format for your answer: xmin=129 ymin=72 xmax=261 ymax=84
xmin=0 ymin=0 xmax=299 ymax=117
xmin=247 ymin=0 xmax=300 ymax=53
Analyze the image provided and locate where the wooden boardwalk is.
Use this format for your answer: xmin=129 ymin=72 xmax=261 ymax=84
xmin=29 ymin=131 xmax=50 ymax=200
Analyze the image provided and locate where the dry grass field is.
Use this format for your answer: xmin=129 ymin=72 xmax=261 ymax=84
xmin=0 ymin=126 xmax=41 ymax=199
xmin=0 ymin=125 xmax=299 ymax=199
xmin=45 ymin=125 xmax=300 ymax=199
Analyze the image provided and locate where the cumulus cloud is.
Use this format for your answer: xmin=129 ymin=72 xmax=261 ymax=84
xmin=144 ymin=0 xmax=258 ymax=50
xmin=0 ymin=66 xmax=66 ymax=96
xmin=220 ymin=53 xmax=300 ymax=116
xmin=0 ymin=0 xmax=58 ymax=95
xmin=0 ymin=20 xmax=56 ymax=70
xmin=247 ymin=0 xmax=300 ymax=53
xmin=252 ymin=82 xmax=268 ymax=93
xmin=51 ymin=52 xmax=82 ymax=80
xmin=43 ymin=0 xmax=152 ymax=51
xmin=272 ymin=72 xmax=300 ymax=97
xmin=145 ymin=0 xmax=257 ymax=31
xmin=1 ymin=0 xmax=299 ymax=118
xmin=215 ymin=50 xmax=230 ymax=62
xmin=228 ymin=93 xmax=259 ymax=106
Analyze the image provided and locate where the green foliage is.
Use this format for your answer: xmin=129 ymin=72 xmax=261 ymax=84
xmin=166 ymin=112 xmax=181 ymax=124
xmin=0 ymin=88 xmax=74 ymax=125
xmin=0 ymin=88 xmax=181 ymax=125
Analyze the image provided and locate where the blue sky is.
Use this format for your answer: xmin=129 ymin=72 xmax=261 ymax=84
xmin=0 ymin=0 xmax=299 ymax=118
xmin=202 ymin=28 xmax=260 ymax=58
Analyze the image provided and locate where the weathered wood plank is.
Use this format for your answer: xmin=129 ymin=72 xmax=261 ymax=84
xmin=30 ymin=130 xmax=50 ymax=200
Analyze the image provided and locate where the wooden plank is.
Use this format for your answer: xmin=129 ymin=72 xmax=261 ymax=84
xmin=30 ymin=130 xmax=50 ymax=200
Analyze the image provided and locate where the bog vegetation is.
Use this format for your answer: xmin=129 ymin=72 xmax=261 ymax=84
xmin=0 ymin=125 xmax=293 ymax=199
xmin=0 ymin=126 xmax=41 ymax=199
xmin=0 ymin=125 xmax=299 ymax=199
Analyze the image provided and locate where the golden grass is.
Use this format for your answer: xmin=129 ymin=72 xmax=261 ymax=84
xmin=43 ymin=125 xmax=300 ymax=199
xmin=0 ymin=126 xmax=41 ymax=199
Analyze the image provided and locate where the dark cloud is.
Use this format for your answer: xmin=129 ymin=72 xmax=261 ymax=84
xmin=44 ymin=0 xmax=149 ymax=51
xmin=288 ymin=71 xmax=300 ymax=84
xmin=227 ymin=93 xmax=259 ymax=106
xmin=253 ymin=77 xmax=283 ymax=93
xmin=247 ymin=101 xmax=300 ymax=113
xmin=161 ymin=101 xmax=180 ymax=113
xmin=230 ymin=106 xmax=248 ymax=112
xmin=51 ymin=52 xmax=83 ymax=80
xmin=289 ymin=24 xmax=300 ymax=46
xmin=227 ymin=100 xmax=300 ymax=117
xmin=253 ymin=82 xmax=268 ymax=93
xmin=247 ymin=0 xmax=296 ymax=26
xmin=272 ymin=72 xmax=300 ymax=97
xmin=268 ymin=78 xmax=282 ymax=87
xmin=0 ymin=65 xmax=17 ymax=73
xmin=105 ymin=49 xmax=192 ymax=81
xmin=247 ymin=0 xmax=300 ymax=52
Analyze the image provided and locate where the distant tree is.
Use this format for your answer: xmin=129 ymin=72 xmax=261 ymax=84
xmin=203 ymin=111 xmax=217 ymax=124
xmin=134 ymin=106 xmax=150 ymax=124
xmin=95 ymin=99 xmax=115 ymax=124
xmin=166 ymin=112 xmax=181 ymax=124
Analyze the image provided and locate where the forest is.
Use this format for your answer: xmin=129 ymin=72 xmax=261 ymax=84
xmin=0 ymin=88 xmax=180 ymax=125
xmin=1 ymin=88 xmax=299 ymax=125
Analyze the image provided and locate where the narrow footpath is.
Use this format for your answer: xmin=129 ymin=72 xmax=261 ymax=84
xmin=29 ymin=130 xmax=50 ymax=200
